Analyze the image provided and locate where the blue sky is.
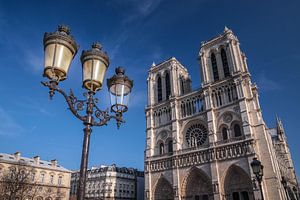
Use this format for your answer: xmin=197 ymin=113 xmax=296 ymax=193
xmin=0 ymin=0 xmax=299 ymax=177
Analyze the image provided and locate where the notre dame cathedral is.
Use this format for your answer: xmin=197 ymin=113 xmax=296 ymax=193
xmin=144 ymin=28 xmax=299 ymax=200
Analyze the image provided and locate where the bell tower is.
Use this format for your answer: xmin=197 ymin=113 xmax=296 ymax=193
xmin=199 ymin=27 xmax=249 ymax=86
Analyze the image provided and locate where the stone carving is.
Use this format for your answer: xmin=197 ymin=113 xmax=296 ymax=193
xmin=223 ymin=113 xmax=233 ymax=123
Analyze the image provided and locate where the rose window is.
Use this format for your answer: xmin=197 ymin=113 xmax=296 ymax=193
xmin=185 ymin=123 xmax=208 ymax=147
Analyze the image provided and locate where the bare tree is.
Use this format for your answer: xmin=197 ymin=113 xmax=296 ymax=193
xmin=0 ymin=163 xmax=39 ymax=200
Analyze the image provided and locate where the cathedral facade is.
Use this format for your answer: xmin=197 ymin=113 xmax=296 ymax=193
xmin=144 ymin=28 xmax=299 ymax=200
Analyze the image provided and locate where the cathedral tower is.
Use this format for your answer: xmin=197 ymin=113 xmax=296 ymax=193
xmin=144 ymin=28 xmax=299 ymax=200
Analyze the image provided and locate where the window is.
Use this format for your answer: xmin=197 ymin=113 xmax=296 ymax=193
xmin=221 ymin=49 xmax=230 ymax=77
xmin=58 ymin=176 xmax=62 ymax=186
xmin=165 ymin=72 xmax=171 ymax=99
xmin=39 ymin=173 xmax=45 ymax=183
xmin=233 ymin=192 xmax=240 ymax=200
xmin=159 ymin=143 xmax=164 ymax=155
xmin=234 ymin=124 xmax=242 ymax=137
xmin=241 ymin=191 xmax=249 ymax=200
xmin=31 ymin=172 xmax=35 ymax=182
xmin=185 ymin=123 xmax=208 ymax=147
xmin=157 ymin=76 xmax=162 ymax=102
xmin=50 ymin=174 xmax=54 ymax=184
xmin=222 ymin=127 xmax=228 ymax=140
xmin=202 ymin=195 xmax=209 ymax=200
xmin=211 ymin=53 xmax=219 ymax=81
xmin=168 ymin=140 xmax=173 ymax=153
xmin=180 ymin=77 xmax=185 ymax=95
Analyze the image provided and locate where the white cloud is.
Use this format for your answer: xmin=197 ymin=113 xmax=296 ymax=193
xmin=0 ymin=107 xmax=23 ymax=136
xmin=257 ymin=71 xmax=283 ymax=91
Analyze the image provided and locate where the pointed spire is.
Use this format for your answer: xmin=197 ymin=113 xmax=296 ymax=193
xmin=276 ymin=115 xmax=284 ymax=135
xmin=224 ymin=26 xmax=232 ymax=34
xmin=151 ymin=61 xmax=156 ymax=67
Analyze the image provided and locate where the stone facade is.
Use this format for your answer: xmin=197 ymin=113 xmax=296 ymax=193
xmin=0 ymin=152 xmax=71 ymax=200
xmin=70 ymin=164 xmax=144 ymax=200
xmin=144 ymin=27 xmax=299 ymax=200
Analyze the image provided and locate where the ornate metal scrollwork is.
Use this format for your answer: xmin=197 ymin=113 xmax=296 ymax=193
xmin=69 ymin=89 xmax=85 ymax=112
xmin=42 ymin=80 xmax=124 ymax=128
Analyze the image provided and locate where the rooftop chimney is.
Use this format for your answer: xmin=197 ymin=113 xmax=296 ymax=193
xmin=51 ymin=159 xmax=57 ymax=167
xmin=33 ymin=156 xmax=40 ymax=164
xmin=14 ymin=152 xmax=21 ymax=160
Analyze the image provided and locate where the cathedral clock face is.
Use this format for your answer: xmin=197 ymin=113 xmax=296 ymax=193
xmin=185 ymin=123 xmax=208 ymax=147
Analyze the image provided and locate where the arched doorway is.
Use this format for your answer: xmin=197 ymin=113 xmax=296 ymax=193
xmin=154 ymin=176 xmax=174 ymax=200
xmin=181 ymin=167 xmax=213 ymax=200
xmin=223 ymin=165 xmax=254 ymax=200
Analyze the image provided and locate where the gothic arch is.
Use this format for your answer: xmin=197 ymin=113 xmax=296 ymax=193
xmin=156 ymin=74 xmax=162 ymax=102
xmin=153 ymin=175 xmax=174 ymax=200
xmin=221 ymin=48 xmax=230 ymax=78
xmin=181 ymin=167 xmax=213 ymax=200
xmin=222 ymin=165 xmax=254 ymax=200
xmin=230 ymin=121 xmax=243 ymax=138
xmin=163 ymin=70 xmax=171 ymax=99
xmin=217 ymin=111 xmax=241 ymax=128
xmin=211 ymin=52 xmax=219 ymax=81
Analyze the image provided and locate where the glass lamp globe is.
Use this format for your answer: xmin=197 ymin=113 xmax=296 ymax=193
xmin=43 ymin=25 xmax=78 ymax=81
xmin=81 ymin=42 xmax=110 ymax=92
xmin=107 ymin=67 xmax=133 ymax=113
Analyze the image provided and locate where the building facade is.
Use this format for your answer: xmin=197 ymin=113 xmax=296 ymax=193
xmin=0 ymin=152 xmax=71 ymax=200
xmin=144 ymin=27 xmax=299 ymax=200
xmin=70 ymin=164 xmax=144 ymax=200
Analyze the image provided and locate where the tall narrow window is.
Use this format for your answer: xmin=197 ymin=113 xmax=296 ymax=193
xmin=180 ymin=77 xmax=185 ymax=95
xmin=232 ymin=192 xmax=240 ymax=200
xmin=58 ymin=176 xmax=62 ymax=186
xmin=157 ymin=76 xmax=162 ymax=102
xmin=165 ymin=72 xmax=171 ymax=99
xmin=222 ymin=127 xmax=228 ymax=140
xmin=168 ymin=140 xmax=173 ymax=153
xmin=221 ymin=49 xmax=230 ymax=77
xmin=211 ymin=53 xmax=219 ymax=81
xmin=159 ymin=143 xmax=164 ymax=155
xmin=31 ymin=172 xmax=35 ymax=182
xmin=39 ymin=173 xmax=45 ymax=183
xmin=50 ymin=174 xmax=54 ymax=184
xmin=234 ymin=124 xmax=242 ymax=137
xmin=241 ymin=191 xmax=250 ymax=200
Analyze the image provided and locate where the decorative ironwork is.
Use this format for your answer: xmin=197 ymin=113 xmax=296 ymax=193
xmin=41 ymin=80 xmax=123 ymax=128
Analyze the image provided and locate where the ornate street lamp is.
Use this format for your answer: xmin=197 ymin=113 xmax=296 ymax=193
xmin=42 ymin=25 xmax=133 ymax=200
xmin=251 ymin=157 xmax=264 ymax=200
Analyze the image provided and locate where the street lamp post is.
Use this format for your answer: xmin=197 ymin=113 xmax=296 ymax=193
xmin=251 ymin=157 xmax=265 ymax=200
xmin=41 ymin=25 xmax=133 ymax=200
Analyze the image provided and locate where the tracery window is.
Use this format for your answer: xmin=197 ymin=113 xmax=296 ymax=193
xmin=165 ymin=72 xmax=171 ymax=99
xmin=234 ymin=124 xmax=242 ymax=137
xmin=222 ymin=127 xmax=228 ymax=140
xmin=211 ymin=53 xmax=219 ymax=81
xmin=157 ymin=76 xmax=162 ymax=102
xmin=185 ymin=123 xmax=208 ymax=147
xmin=221 ymin=49 xmax=230 ymax=77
